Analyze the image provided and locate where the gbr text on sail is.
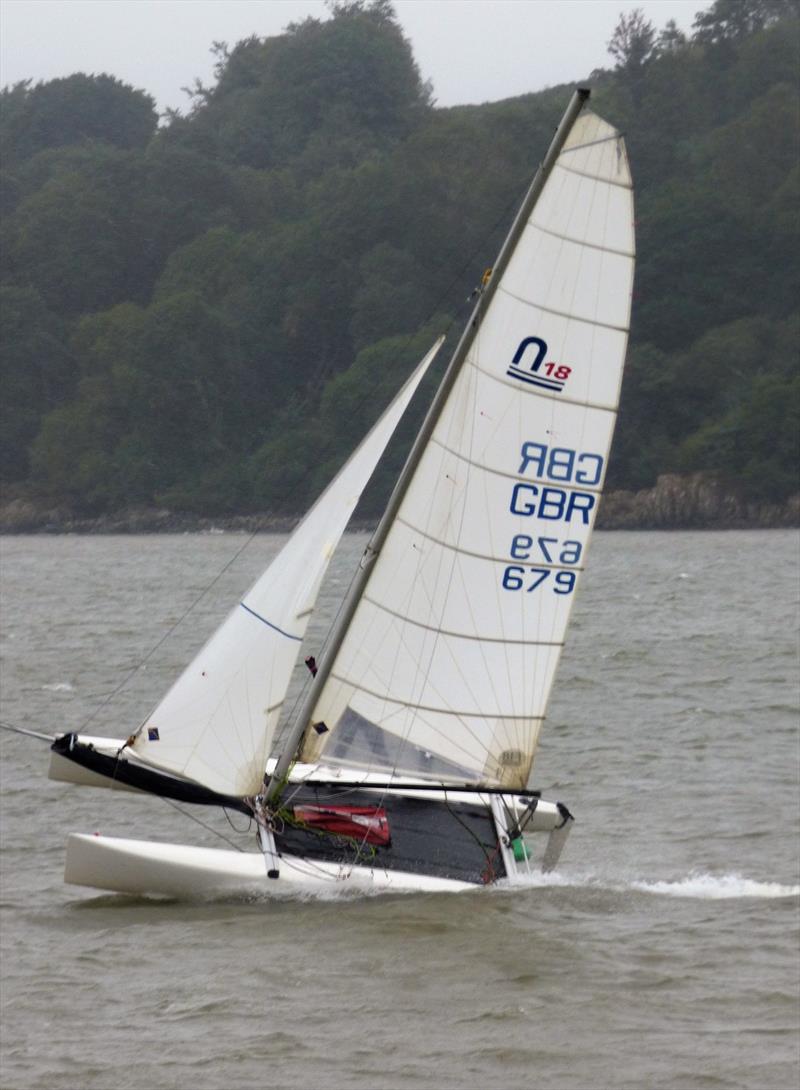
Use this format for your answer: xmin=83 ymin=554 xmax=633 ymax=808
xmin=509 ymin=441 xmax=603 ymax=524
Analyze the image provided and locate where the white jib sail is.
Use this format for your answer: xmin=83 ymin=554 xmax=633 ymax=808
xmin=131 ymin=338 xmax=444 ymax=797
xmin=300 ymin=111 xmax=635 ymax=789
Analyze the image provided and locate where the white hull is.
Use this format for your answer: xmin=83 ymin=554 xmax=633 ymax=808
xmin=65 ymin=834 xmax=473 ymax=898
xmin=54 ymin=744 xmax=572 ymax=897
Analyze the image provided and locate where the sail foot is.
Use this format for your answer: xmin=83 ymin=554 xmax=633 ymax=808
xmin=49 ymin=734 xmax=252 ymax=814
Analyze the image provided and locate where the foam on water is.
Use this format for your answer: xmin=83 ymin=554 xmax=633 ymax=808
xmin=161 ymin=871 xmax=800 ymax=906
xmin=205 ymin=872 xmax=800 ymax=904
xmin=630 ymin=873 xmax=800 ymax=899
xmin=502 ymin=869 xmax=800 ymax=900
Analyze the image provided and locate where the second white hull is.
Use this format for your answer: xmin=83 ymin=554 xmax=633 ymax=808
xmin=65 ymin=833 xmax=473 ymax=898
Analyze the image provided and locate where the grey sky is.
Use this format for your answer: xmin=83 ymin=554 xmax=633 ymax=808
xmin=1 ymin=0 xmax=709 ymax=114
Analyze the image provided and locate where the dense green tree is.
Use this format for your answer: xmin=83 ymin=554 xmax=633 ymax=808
xmin=248 ymin=316 xmax=450 ymax=514
xmin=634 ymin=186 xmax=758 ymax=352
xmin=1 ymin=140 xmax=240 ymax=316
xmin=703 ymin=85 xmax=799 ymax=219
xmin=758 ymin=166 xmax=800 ymax=317
xmin=349 ymin=243 xmax=431 ymax=351
xmin=30 ymin=292 xmax=280 ymax=510
xmin=0 ymin=287 xmax=73 ymax=480
xmin=678 ymin=370 xmax=800 ymax=501
xmin=607 ymin=8 xmax=658 ymax=105
xmin=0 ymin=74 xmax=157 ymax=168
xmin=0 ymin=169 xmax=22 ymax=217
xmin=612 ymin=313 xmax=799 ymax=496
xmin=153 ymin=226 xmax=254 ymax=304
xmin=2 ymin=0 xmax=798 ymax=515
xmin=610 ymin=342 xmax=679 ymax=489
xmin=608 ymin=8 xmax=658 ymax=69
xmin=29 ymin=303 xmax=148 ymax=507
xmin=692 ymin=0 xmax=798 ymax=43
xmin=170 ymin=0 xmax=431 ymax=173
xmin=3 ymin=146 xmax=140 ymax=314
xmin=130 ymin=143 xmax=239 ymax=290
xmin=657 ymin=19 xmax=688 ymax=51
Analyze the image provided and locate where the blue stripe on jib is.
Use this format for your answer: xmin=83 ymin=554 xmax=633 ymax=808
xmin=239 ymin=602 xmax=301 ymax=641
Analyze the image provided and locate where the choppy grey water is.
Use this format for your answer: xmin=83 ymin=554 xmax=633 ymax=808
xmin=1 ymin=530 xmax=798 ymax=1090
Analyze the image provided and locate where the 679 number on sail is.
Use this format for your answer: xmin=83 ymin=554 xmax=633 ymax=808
xmin=502 ymin=535 xmax=582 ymax=595
xmin=500 ymin=439 xmax=600 ymax=596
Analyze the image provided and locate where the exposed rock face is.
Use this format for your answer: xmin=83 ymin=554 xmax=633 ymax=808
xmin=597 ymin=474 xmax=800 ymax=530
xmin=1 ymin=475 xmax=798 ymax=533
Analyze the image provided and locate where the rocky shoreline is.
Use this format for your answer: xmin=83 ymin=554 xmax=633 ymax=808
xmin=1 ymin=474 xmax=798 ymax=534
xmin=596 ymin=474 xmax=799 ymax=530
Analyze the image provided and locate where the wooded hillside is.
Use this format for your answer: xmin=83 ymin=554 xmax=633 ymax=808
xmin=1 ymin=0 xmax=798 ymax=520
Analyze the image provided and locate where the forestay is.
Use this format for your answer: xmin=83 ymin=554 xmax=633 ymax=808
xmin=300 ymin=112 xmax=635 ymax=789
xmin=130 ymin=338 xmax=443 ymax=796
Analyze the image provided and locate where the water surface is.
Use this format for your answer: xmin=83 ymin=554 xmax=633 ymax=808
xmin=1 ymin=531 xmax=798 ymax=1089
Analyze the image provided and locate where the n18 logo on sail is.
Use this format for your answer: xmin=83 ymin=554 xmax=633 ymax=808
xmin=507 ymin=336 xmax=572 ymax=393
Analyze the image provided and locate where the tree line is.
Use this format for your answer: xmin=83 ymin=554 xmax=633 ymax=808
xmin=1 ymin=0 xmax=797 ymax=516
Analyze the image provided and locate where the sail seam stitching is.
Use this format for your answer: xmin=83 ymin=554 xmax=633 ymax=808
xmin=327 ymin=674 xmax=546 ymax=719
xmin=361 ymin=592 xmax=569 ymax=644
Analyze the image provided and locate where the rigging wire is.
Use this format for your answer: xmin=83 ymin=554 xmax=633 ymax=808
xmin=69 ymin=178 xmax=535 ymax=754
xmin=0 ymin=721 xmax=54 ymax=742
xmin=441 ymin=789 xmax=498 ymax=883
xmin=79 ymin=527 xmax=264 ymax=736
xmin=0 ymin=718 xmax=250 ymax=852
xmin=155 ymin=795 xmax=248 ymax=852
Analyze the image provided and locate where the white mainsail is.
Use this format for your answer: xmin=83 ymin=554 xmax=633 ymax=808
xmin=131 ymin=338 xmax=444 ymax=796
xmin=299 ymin=111 xmax=635 ymax=789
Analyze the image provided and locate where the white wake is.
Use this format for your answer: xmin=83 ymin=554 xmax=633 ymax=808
xmin=630 ymin=873 xmax=800 ymax=899
xmin=503 ymin=869 xmax=799 ymax=900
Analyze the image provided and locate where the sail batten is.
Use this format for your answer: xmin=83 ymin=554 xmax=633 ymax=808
xmin=562 ymin=133 xmax=627 ymax=153
xmin=528 ymin=220 xmax=635 ymax=258
xmin=557 ymin=162 xmax=633 ymax=188
xmin=497 ymin=287 xmax=631 ymax=332
xmin=424 ymin=436 xmax=609 ymax=489
xmin=299 ymin=107 xmax=634 ymax=789
xmin=360 ymin=595 xmax=569 ymax=644
xmin=386 ymin=519 xmax=591 ymax=570
xmin=324 ymin=674 xmax=550 ymax=721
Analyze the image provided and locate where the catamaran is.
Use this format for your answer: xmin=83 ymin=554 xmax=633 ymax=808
xmin=48 ymin=88 xmax=635 ymax=897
